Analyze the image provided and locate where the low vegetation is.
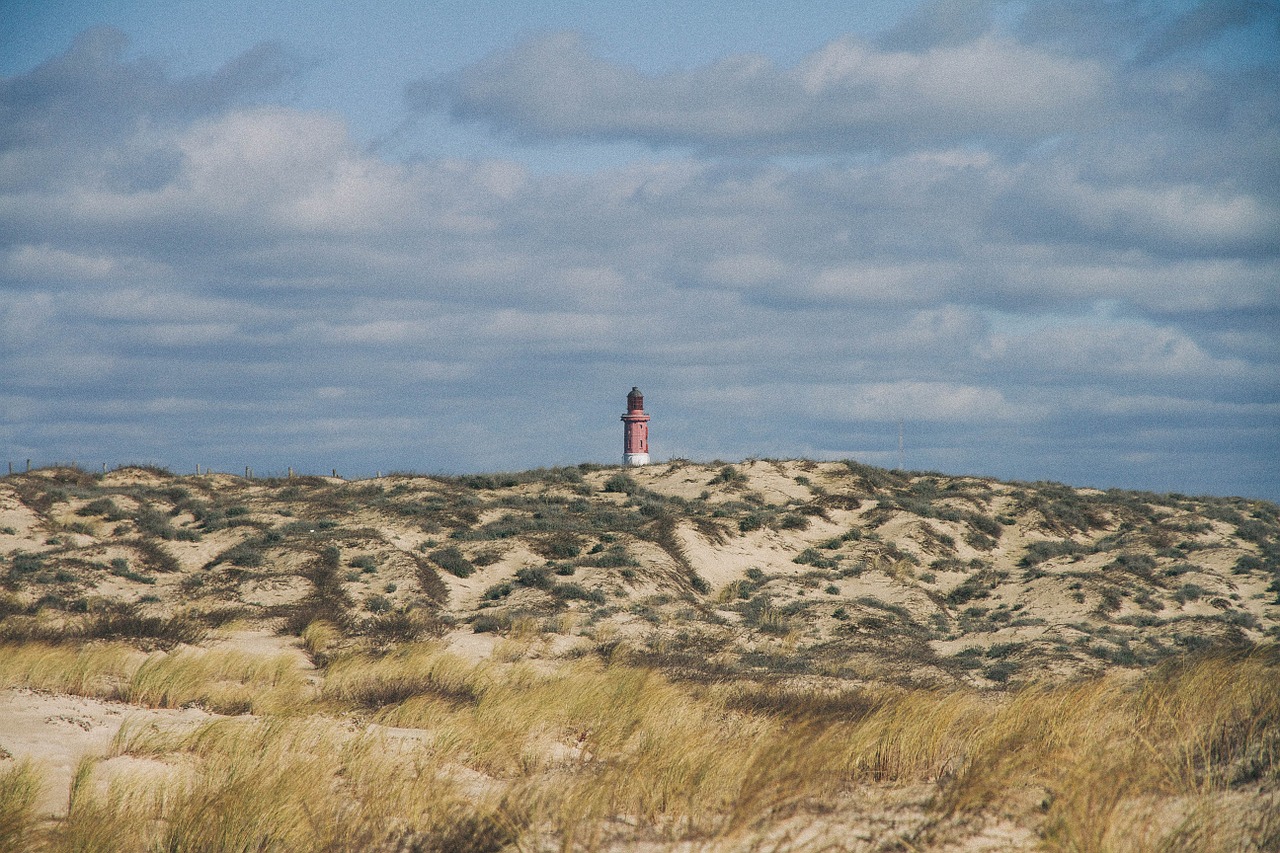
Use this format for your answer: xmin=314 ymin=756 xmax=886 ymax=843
xmin=1 ymin=460 xmax=1278 ymax=850
xmin=0 ymin=641 xmax=1276 ymax=850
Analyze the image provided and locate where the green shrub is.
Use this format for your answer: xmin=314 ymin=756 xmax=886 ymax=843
xmin=472 ymin=613 xmax=508 ymax=633
xmin=514 ymin=566 xmax=552 ymax=589
xmin=793 ymin=548 xmax=837 ymax=569
xmin=984 ymin=662 xmax=1017 ymax=683
xmin=1105 ymin=553 xmax=1157 ymax=579
xmin=349 ymin=555 xmax=378 ymax=573
xmin=535 ymin=534 xmax=582 ymax=559
xmin=482 ymin=582 xmax=513 ymax=601
xmin=360 ymin=606 xmax=447 ymax=645
xmin=709 ymin=466 xmax=747 ymax=486
xmin=551 ymin=583 xmax=606 ymax=605
xmin=431 ymin=546 xmax=474 ymax=578
xmin=76 ymin=497 xmax=122 ymax=518
xmin=946 ymin=577 xmax=990 ymax=605
xmin=603 ymin=474 xmax=637 ymax=494
xmin=10 ymin=552 xmax=42 ymax=574
xmin=412 ymin=556 xmax=448 ymax=604
xmin=134 ymin=505 xmax=182 ymax=540
xmin=213 ymin=540 xmax=265 ymax=568
xmin=986 ymin=642 xmax=1021 ymax=659
xmin=1019 ymin=540 xmax=1085 ymax=567
xmin=1174 ymin=583 xmax=1206 ymax=604
xmin=1235 ymin=554 xmax=1263 ymax=573
xmin=108 ymin=557 xmax=155 ymax=585
xmin=82 ymin=601 xmax=207 ymax=649
xmin=581 ymin=544 xmax=637 ymax=568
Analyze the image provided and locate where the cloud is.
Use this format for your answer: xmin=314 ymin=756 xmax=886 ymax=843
xmin=995 ymin=161 xmax=1280 ymax=254
xmin=2 ymin=243 xmax=169 ymax=282
xmin=1 ymin=16 xmax=1278 ymax=497
xmin=878 ymin=0 xmax=997 ymax=50
xmin=0 ymin=293 xmax=56 ymax=352
xmin=980 ymin=320 xmax=1262 ymax=389
xmin=824 ymin=381 xmax=1038 ymax=423
xmin=1136 ymin=0 xmax=1278 ymax=64
xmin=0 ymin=26 xmax=303 ymax=149
xmin=409 ymin=30 xmax=1112 ymax=153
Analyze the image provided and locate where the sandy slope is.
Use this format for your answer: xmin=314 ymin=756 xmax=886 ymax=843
xmin=0 ymin=688 xmax=212 ymax=818
xmin=0 ymin=461 xmax=1277 ymax=849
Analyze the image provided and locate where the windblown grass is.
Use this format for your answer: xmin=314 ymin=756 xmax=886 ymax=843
xmin=321 ymin=642 xmax=484 ymax=709
xmin=124 ymin=647 xmax=312 ymax=714
xmin=378 ymin=646 xmax=1276 ymax=849
xmin=0 ymin=760 xmax=42 ymax=853
xmin=4 ymin=638 xmax=1277 ymax=850
xmin=60 ymin=716 xmax=518 ymax=853
xmin=0 ymin=643 xmax=309 ymax=713
xmin=0 ymin=643 xmax=140 ymax=697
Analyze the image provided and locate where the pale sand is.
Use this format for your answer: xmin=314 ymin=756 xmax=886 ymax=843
xmin=0 ymin=688 xmax=213 ymax=818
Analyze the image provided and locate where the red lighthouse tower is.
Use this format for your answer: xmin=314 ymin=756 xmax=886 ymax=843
xmin=622 ymin=387 xmax=651 ymax=466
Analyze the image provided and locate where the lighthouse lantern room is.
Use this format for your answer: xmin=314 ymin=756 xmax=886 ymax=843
xmin=622 ymin=387 xmax=651 ymax=466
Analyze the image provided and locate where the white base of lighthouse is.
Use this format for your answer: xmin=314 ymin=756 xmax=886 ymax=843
xmin=623 ymin=452 xmax=650 ymax=466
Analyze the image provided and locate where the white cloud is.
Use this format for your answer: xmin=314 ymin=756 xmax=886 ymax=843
xmin=1056 ymin=390 xmax=1280 ymax=419
xmin=0 ymin=293 xmax=56 ymax=351
xmin=981 ymin=320 xmax=1258 ymax=384
xmin=415 ymin=31 xmax=1112 ymax=152
xmin=2 ymin=244 xmax=167 ymax=281
xmin=701 ymin=253 xmax=788 ymax=288
xmin=983 ymin=255 xmax=1279 ymax=313
xmin=830 ymin=381 xmax=1040 ymax=422
xmin=130 ymin=322 xmax=240 ymax=347
xmin=1012 ymin=164 xmax=1279 ymax=250
xmin=2 ymin=16 xmax=1277 ymax=497
xmin=803 ymin=261 xmax=958 ymax=306
xmin=303 ymin=319 xmax=431 ymax=345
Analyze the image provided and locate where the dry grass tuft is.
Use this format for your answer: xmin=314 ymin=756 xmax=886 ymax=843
xmin=939 ymin=646 xmax=1280 ymax=851
xmin=0 ymin=642 xmax=309 ymax=714
xmin=0 ymin=643 xmax=140 ymax=698
xmin=124 ymin=647 xmax=312 ymax=714
xmin=321 ymin=642 xmax=485 ymax=709
xmin=0 ymin=760 xmax=42 ymax=853
xmin=3 ymin=642 xmax=1277 ymax=850
xmin=62 ymin=716 xmax=517 ymax=853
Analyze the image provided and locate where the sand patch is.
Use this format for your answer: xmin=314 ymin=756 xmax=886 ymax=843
xmin=0 ymin=688 xmax=212 ymax=817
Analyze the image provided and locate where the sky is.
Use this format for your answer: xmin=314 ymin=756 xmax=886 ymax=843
xmin=1 ymin=1 xmax=1278 ymax=498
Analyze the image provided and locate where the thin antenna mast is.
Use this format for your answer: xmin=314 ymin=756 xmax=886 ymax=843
xmin=897 ymin=419 xmax=904 ymax=471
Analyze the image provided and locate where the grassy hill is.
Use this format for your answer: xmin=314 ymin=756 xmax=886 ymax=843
xmin=1 ymin=460 xmax=1278 ymax=850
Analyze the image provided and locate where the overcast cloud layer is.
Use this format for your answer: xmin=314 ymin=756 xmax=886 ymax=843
xmin=2 ymin=1 xmax=1278 ymax=498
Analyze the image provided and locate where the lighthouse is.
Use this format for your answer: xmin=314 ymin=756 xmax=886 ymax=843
xmin=621 ymin=387 xmax=651 ymax=466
